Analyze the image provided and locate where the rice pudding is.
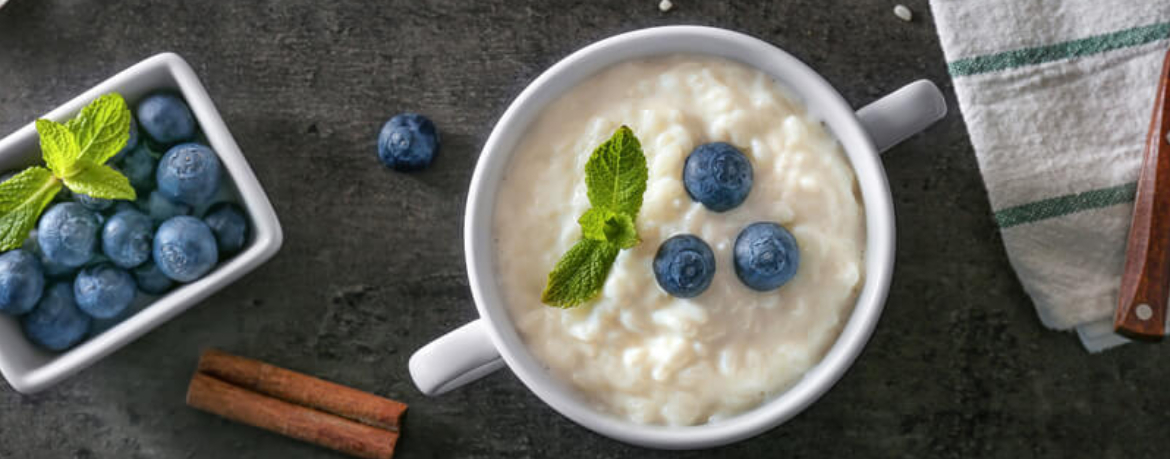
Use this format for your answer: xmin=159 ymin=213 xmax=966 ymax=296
xmin=493 ymin=55 xmax=865 ymax=426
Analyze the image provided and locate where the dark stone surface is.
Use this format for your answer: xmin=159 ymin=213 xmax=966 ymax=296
xmin=0 ymin=1 xmax=1162 ymax=458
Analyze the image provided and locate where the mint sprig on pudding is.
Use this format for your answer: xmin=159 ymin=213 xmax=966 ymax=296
xmin=540 ymin=125 xmax=648 ymax=308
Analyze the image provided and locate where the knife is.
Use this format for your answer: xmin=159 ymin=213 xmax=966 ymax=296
xmin=1115 ymin=46 xmax=1170 ymax=341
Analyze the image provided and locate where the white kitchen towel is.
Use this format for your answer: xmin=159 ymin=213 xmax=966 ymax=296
xmin=928 ymin=0 xmax=1170 ymax=351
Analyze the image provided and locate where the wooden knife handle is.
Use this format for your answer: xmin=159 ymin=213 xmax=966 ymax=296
xmin=1115 ymin=47 xmax=1170 ymax=341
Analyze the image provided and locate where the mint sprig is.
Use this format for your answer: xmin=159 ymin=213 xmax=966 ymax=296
xmin=0 ymin=93 xmax=137 ymax=251
xmin=541 ymin=126 xmax=648 ymax=308
xmin=584 ymin=125 xmax=648 ymax=216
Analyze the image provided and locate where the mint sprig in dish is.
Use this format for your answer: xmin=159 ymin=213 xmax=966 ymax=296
xmin=0 ymin=93 xmax=137 ymax=251
xmin=541 ymin=125 xmax=649 ymax=308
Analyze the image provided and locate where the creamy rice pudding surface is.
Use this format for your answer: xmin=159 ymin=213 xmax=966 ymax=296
xmin=492 ymin=55 xmax=865 ymax=426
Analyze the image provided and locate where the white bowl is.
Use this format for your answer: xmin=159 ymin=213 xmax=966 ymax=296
xmin=0 ymin=53 xmax=283 ymax=394
xmin=410 ymin=26 xmax=945 ymax=449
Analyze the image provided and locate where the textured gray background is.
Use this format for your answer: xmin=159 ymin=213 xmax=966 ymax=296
xmin=0 ymin=1 xmax=1163 ymax=458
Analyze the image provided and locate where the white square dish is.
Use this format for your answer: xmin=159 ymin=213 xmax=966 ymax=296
xmin=0 ymin=52 xmax=283 ymax=394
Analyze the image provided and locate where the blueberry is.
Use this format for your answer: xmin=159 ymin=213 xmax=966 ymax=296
xmin=73 ymin=263 xmax=136 ymax=319
xmin=153 ymin=216 xmax=218 ymax=282
xmin=88 ymin=296 xmax=146 ymax=337
xmin=136 ymin=93 xmax=196 ymax=148
xmin=157 ymin=143 xmax=222 ymax=206
xmin=110 ymin=115 xmax=139 ymax=163
xmin=22 ymin=283 xmax=91 ymax=351
xmin=111 ymin=200 xmax=140 ymax=215
xmin=39 ymin=261 xmax=80 ymax=280
xmin=25 ymin=231 xmax=78 ymax=279
xmin=653 ymin=235 xmax=716 ymax=298
xmin=37 ymin=202 xmax=100 ymax=269
xmin=101 ymin=209 xmax=153 ymax=268
xmin=132 ymin=261 xmax=174 ymax=295
xmin=683 ymin=142 xmax=753 ymax=212
xmin=377 ymin=113 xmax=439 ymax=172
xmin=75 ymin=193 xmax=114 ymax=212
xmin=145 ymin=190 xmax=192 ymax=223
xmin=89 ymin=309 xmax=131 ymax=337
xmin=202 ymin=203 xmax=247 ymax=255
xmin=733 ymin=222 xmax=800 ymax=291
xmin=0 ymin=249 xmax=45 ymax=315
xmin=117 ymin=144 xmax=158 ymax=192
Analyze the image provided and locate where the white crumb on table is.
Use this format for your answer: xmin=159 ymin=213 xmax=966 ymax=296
xmin=659 ymin=0 xmax=673 ymax=12
xmin=893 ymin=4 xmax=913 ymax=22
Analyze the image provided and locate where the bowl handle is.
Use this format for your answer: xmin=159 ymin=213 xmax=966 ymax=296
xmin=856 ymin=80 xmax=947 ymax=153
xmin=409 ymin=319 xmax=505 ymax=396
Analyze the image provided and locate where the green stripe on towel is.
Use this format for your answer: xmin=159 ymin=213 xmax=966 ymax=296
xmin=995 ymin=182 xmax=1137 ymax=228
xmin=949 ymin=21 xmax=1170 ymax=77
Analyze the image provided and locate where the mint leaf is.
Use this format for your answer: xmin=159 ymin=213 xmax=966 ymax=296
xmin=65 ymin=93 xmax=131 ymax=165
xmin=60 ymin=160 xmax=136 ymax=200
xmin=37 ymin=119 xmax=80 ymax=177
xmin=540 ymin=238 xmax=621 ymax=308
xmin=0 ymin=167 xmax=58 ymax=212
xmin=578 ymin=208 xmax=638 ymax=249
xmin=0 ymin=167 xmax=61 ymax=251
xmin=584 ymin=125 xmax=648 ymax=217
xmin=541 ymin=127 xmax=649 ymax=308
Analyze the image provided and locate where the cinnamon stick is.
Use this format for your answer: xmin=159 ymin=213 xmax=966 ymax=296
xmin=187 ymin=373 xmax=398 ymax=459
xmin=197 ymin=348 xmax=406 ymax=430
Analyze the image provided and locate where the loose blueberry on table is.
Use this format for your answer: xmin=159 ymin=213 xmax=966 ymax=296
xmin=683 ymin=142 xmax=754 ymax=212
xmin=653 ymin=234 xmax=717 ymax=298
xmin=376 ymin=113 xmax=439 ymax=171
xmin=734 ymin=222 xmax=800 ymax=291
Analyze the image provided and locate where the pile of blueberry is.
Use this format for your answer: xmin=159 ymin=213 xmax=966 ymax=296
xmin=0 ymin=93 xmax=249 ymax=352
xmin=653 ymin=142 xmax=800 ymax=298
